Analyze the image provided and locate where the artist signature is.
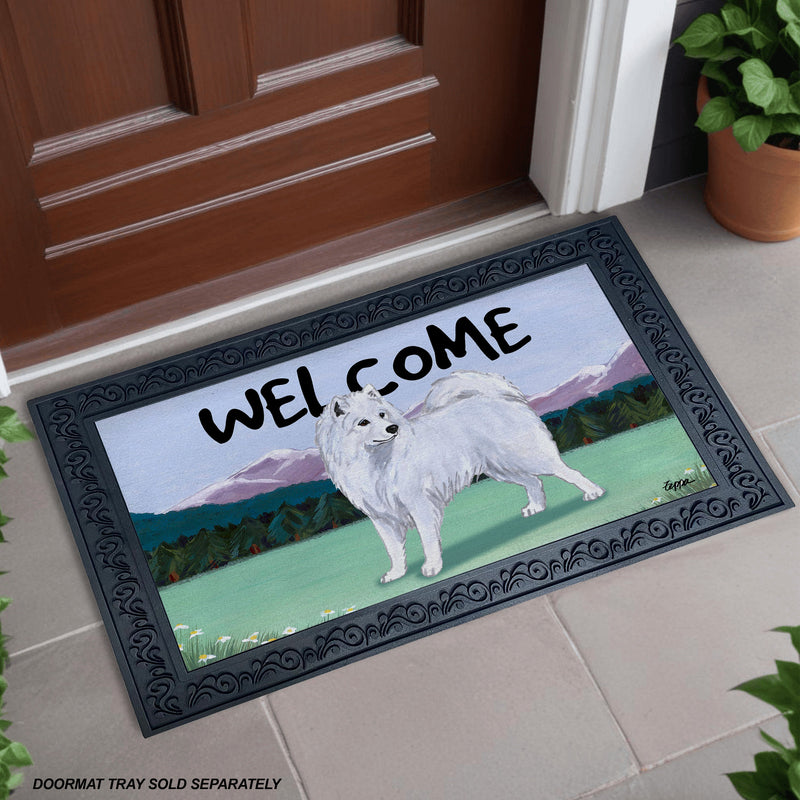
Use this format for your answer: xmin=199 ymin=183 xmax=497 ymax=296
xmin=663 ymin=476 xmax=696 ymax=491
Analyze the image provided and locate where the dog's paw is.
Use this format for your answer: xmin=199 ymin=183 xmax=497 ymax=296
xmin=521 ymin=501 xmax=546 ymax=517
xmin=421 ymin=560 xmax=443 ymax=578
xmin=381 ymin=568 xmax=406 ymax=583
xmin=583 ymin=486 xmax=605 ymax=501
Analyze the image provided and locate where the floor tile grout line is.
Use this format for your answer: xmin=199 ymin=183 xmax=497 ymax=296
xmin=259 ymin=696 xmax=311 ymax=800
xmin=569 ymin=716 xmax=783 ymax=800
xmin=545 ymin=596 xmax=643 ymax=775
xmin=8 ymin=619 xmax=103 ymax=660
xmin=753 ymin=411 xmax=800 ymax=435
xmin=753 ymin=430 xmax=800 ymax=499
xmin=640 ymin=710 xmax=783 ymax=773
xmin=570 ymin=771 xmax=638 ymax=800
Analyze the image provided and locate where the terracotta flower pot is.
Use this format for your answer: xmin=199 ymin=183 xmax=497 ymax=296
xmin=697 ymin=75 xmax=800 ymax=242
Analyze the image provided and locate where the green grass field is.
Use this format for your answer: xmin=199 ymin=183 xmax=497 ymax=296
xmin=161 ymin=416 xmax=713 ymax=670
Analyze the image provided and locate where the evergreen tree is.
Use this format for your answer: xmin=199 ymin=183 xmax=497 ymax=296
xmin=148 ymin=543 xmax=186 ymax=585
xmin=267 ymin=503 xmax=308 ymax=545
xmin=230 ymin=516 xmax=268 ymax=557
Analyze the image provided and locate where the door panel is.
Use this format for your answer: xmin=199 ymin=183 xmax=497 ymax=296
xmin=0 ymin=0 xmax=545 ymax=353
xmin=7 ymin=0 xmax=170 ymax=138
xmin=251 ymin=0 xmax=399 ymax=71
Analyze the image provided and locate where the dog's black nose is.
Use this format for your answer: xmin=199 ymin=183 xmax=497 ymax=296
xmin=386 ymin=424 xmax=398 ymax=434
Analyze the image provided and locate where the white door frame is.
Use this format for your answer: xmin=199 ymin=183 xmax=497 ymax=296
xmin=3 ymin=0 xmax=677 ymax=387
xmin=532 ymin=0 xmax=677 ymax=215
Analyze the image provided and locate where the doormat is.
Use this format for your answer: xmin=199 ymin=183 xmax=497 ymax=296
xmin=30 ymin=217 xmax=792 ymax=736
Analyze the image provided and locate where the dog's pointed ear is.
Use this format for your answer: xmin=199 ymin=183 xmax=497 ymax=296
xmin=363 ymin=384 xmax=381 ymax=399
xmin=331 ymin=396 xmax=348 ymax=417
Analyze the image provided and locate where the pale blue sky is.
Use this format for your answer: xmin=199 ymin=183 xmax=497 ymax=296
xmin=96 ymin=264 xmax=635 ymax=513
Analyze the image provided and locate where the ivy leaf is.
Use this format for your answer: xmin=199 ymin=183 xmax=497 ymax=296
xmin=6 ymin=771 xmax=24 ymax=790
xmin=697 ymin=95 xmax=737 ymax=132
xmin=733 ymin=113 xmax=773 ymax=150
xmin=708 ymin=44 xmax=752 ymax=61
xmin=784 ymin=21 xmax=800 ymax=51
xmin=740 ymin=59 xmax=780 ymax=108
xmin=777 ymin=0 xmax=800 ymax=23
xmin=702 ymin=60 xmax=738 ymax=91
xmin=723 ymin=2 xmax=752 ymax=31
xmin=0 ymin=742 xmax=32 ymax=768
xmin=0 ymin=409 xmax=32 ymax=445
xmin=733 ymin=673 xmax=798 ymax=711
xmin=675 ymin=13 xmax=726 ymax=58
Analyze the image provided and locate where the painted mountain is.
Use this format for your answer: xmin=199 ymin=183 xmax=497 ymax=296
xmin=169 ymin=447 xmax=327 ymax=511
xmin=527 ymin=340 xmax=649 ymax=416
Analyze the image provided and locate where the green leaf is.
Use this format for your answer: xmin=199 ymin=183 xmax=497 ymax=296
xmin=723 ymin=2 xmax=752 ymax=31
xmin=697 ymin=95 xmax=738 ymax=132
xmin=727 ymin=770 xmax=781 ymax=800
xmin=675 ymin=13 xmax=727 ymax=57
xmin=6 ymin=771 xmax=23 ymax=790
xmin=0 ymin=409 xmax=32 ymax=445
xmin=777 ymin=660 xmax=800 ymax=698
xmin=0 ymin=742 xmax=32 ymax=768
xmin=0 ymin=600 xmax=9 ymax=615
xmin=734 ymin=674 xmax=798 ymax=711
xmin=775 ymin=626 xmax=800 ymax=657
xmin=778 ymin=0 xmax=800 ymax=23
xmin=740 ymin=58 xmax=780 ymax=108
xmin=761 ymin=729 xmax=797 ymax=763
xmin=790 ymin=713 xmax=800 ymax=750
xmin=733 ymin=114 xmax=773 ymax=150
xmin=754 ymin=751 xmax=792 ymax=794
xmin=702 ymin=60 xmax=738 ymax=91
xmin=789 ymin=760 xmax=800 ymax=799
xmin=784 ymin=21 xmax=800 ymax=51
xmin=708 ymin=44 xmax=752 ymax=61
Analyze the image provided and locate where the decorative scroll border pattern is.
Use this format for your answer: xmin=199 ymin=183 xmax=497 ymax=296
xmin=30 ymin=217 xmax=792 ymax=735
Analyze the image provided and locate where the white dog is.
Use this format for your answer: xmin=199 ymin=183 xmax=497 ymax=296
xmin=315 ymin=370 xmax=604 ymax=583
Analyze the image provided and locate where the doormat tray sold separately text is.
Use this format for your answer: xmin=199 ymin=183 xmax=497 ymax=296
xmin=30 ymin=217 xmax=793 ymax=736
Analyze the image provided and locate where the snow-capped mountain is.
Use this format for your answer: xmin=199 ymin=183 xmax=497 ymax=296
xmin=527 ymin=340 xmax=650 ymax=415
xmin=169 ymin=447 xmax=327 ymax=511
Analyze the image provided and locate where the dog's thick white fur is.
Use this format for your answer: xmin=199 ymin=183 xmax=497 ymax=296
xmin=315 ymin=370 xmax=604 ymax=583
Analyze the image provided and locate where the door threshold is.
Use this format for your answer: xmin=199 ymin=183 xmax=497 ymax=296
xmin=7 ymin=181 xmax=548 ymax=386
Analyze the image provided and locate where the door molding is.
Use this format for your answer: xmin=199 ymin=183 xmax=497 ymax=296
xmin=0 ymin=352 xmax=9 ymax=398
xmin=531 ymin=0 xmax=676 ymax=215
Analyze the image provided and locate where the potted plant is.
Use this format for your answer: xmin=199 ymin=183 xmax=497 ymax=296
xmin=675 ymin=0 xmax=800 ymax=241
xmin=726 ymin=625 xmax=800 ymax=799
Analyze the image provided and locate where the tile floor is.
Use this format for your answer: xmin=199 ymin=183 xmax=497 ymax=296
xmin=1 ymin=177 xmax=798 ymax=799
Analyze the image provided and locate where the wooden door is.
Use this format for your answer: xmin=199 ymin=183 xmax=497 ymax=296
xmin=0 ymin=0 xmax=544 ymax=354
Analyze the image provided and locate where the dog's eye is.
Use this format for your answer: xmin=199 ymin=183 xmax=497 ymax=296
xmin=378 ymin=412 xmax=386 ymax=419
xmin=358 ymin=419 xmax=370 ymax=427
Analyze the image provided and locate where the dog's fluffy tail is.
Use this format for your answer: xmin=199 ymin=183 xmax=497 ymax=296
xmin=423 ymin=370 xmax=528 ymax=412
